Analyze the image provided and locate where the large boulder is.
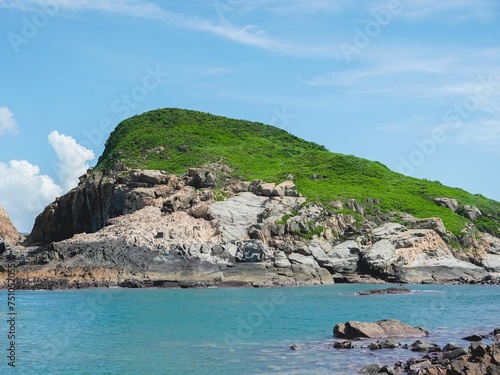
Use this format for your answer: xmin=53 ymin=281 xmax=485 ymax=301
xmin=272 ymin=181 xmax=299 ymax=197
xmin=333 ymin=319 xmax=429 ymax=339
xmin=433 ymin=197 xmax=459 ymax=211
xmin=459 ymin=205 xmax=483 ymax=221
xmin=129 ymin=169 xmax=169 ymax=186
xmin=413 ymin=218 xmax=448 ymax=238
xmin=187 ymin=168 xmax=216 ymax=188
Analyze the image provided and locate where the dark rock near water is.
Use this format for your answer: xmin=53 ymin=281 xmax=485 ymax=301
xmin=333 ymin=340 xmax=352 ymax=349
xmin=462 ymin=334 xmax=482 ymax=342
xmin=410 ymin=340 xmax=441 ymax=353
xmin=119 ymin=279 xmax=146 ymax=288
xmin=357 ymin=287 xmax=411 ymax=296
xmin=368 ymin=338 xmax=401 ymax=350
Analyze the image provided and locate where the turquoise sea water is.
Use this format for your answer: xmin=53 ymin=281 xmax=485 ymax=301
xmin=0 ymin=284 xmax=499 ymax=374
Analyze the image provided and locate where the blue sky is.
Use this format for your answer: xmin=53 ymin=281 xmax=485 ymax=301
xmin=1 ymin=0 xmax=499 ymax=232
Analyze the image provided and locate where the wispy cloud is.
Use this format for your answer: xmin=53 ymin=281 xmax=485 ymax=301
xmin=305 ymin=46 xmax=500 ymax=95
xmin=453 ymin=119 xmax=500 ymax=150
xmin=398 ymin=0 xmax=498 ymax=21
xmin=238 ymin=0 xmax=347 ymax=15
xmin=1 ymin=0 xmax=337 ymax=58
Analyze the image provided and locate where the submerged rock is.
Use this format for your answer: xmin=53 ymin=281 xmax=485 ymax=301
xmin=357 ymin=287 xmax=411 ymax=296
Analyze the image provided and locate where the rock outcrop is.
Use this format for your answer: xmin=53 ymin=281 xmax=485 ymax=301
xmin=27 ymin=169 xmax=177 ymax=243
xmin=1 ymin=166 xmax=500 ymax=289
xmin=0 ymin=203 xmax=19 ymax=243
xmin=433 ymin=197 xmax=459 ymax=212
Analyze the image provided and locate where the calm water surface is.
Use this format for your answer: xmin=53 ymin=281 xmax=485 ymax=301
xmin=0 ymin=284 xmax=499 ymax=374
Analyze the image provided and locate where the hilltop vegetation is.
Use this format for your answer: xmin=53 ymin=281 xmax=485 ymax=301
xmin=96 ymin=108 xmax=500 ymax=237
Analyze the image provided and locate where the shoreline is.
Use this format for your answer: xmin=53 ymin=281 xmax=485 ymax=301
xmin=1 ymin=277 xmax=499 ymax=291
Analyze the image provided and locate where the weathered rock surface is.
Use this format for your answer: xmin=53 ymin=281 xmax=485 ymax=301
xmin=27 ymin=169 xmax=177 ymax=243
xmin=460 ymin=204 xmax=483 ymax=221
xmin=433 ymin=197 xmax=459 ymax=211
xmin=0 ymin=203 xmax=19 ymax=243
xmin=1 ymin=166 xmax=499 ymax=289
xmin=360 ymin=225 xmax=487 ymax=283
xmin=333 ymin=319 xmax=429 ymax=340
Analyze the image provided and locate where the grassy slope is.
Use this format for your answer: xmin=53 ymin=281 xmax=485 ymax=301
xmin=96 ymin=108 xmax=500 ymax=237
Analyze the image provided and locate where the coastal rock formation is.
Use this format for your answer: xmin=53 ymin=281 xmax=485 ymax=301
xmin=27 ymin=169 xmax=178 ymax=243
xmin=333 ymin=319 xmax=429 ymax=340
xmin=0 ymin=203 xmax=19 ymax=243
xmin=359 ymin=223 xmax=488 ymax=283
xmin=1 ymin=164 xmax=500 ymax=289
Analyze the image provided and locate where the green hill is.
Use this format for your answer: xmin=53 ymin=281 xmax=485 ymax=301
xmin=96 ymin=108 xmax=500 ymax=238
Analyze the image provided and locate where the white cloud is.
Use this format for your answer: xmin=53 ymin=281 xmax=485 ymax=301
xmin=0 ymin=160 xmax=62 ymax=233
xmin=0 ymin=106 xmax=18 ymax=136
xmin=0 ymin=131 xmax=95 ymax=232
xmin=48 ymin=131 xmax=95 ymax=192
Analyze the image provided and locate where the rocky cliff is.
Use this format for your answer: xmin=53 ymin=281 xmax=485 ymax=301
xmin=1 ymin=165 xmax=499 ymax=289
xmin=0 ymin=203 xmax=19 ymax=244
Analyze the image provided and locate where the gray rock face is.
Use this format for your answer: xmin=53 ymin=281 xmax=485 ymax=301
xmin=0 ymin=204 xmax=19 ymax=243
xmin=28 ymin=170 xmax=179 ymax=244
xmin=480 ymin=253 xmax=500 ymax=272
xmin=327 ymin=240 xmax=361 ymax=274
xmin=413 ymin=218 xmax=448 ymax=238
xmin=188 ymin=168 xmax=217 ymax=188
xmin=273 ymin=181 xmax=300 ymax=197
xmin=210 ymin=193 xmax=268 ymax=242
xmin=129 ymin=169 xmax=169 ymax=185
xmin=433 ymin=197 xmax=459 ymax=211
xmin=460 ymin=204 xmax=483 ymax=221
xmin=358 ymin=222 xmax=491 ymax=283
xmin=288 ymin=252 xmax=333 ymax=284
